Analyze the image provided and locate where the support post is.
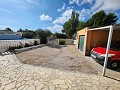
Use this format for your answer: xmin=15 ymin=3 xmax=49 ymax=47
xmin=102 ymin=26 xmax=113 ymax=76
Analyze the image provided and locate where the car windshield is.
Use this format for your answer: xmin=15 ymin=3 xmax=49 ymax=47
xmin=102 ymin=41 xmax=120 ymax=51
xmin=110 ymin=41 xmax=120 ymax=51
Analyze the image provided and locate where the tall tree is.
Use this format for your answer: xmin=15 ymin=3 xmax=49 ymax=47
xmin=86 ymin=10 xmax=118 ymax=28
xmin=35 ymin=29 xmax=47 ymax=44
xmin=76 ymin=21 xmax=86 ymax=31
xmin=63 ymin=10 xmax=79 ymax=38
xmin=45 ymin=29 xmax=52 ymax=37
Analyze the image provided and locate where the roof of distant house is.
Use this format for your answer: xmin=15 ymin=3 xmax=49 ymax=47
xmin=0 ymin=34 xmax=22 ymax=40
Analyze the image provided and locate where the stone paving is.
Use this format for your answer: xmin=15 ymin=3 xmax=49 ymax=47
xmin=0 ymin=53 xmax=120 ymax=90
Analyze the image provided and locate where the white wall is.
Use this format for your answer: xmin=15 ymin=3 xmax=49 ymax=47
xmin=0 ymin=39 xmax=40 ymax=52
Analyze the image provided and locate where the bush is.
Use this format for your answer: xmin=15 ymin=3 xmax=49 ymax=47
xmin=59 ymin=39 xmax=66 ymax=45
xmin=34 ymin=41 xmax=38 ymax=45
xmin=9 ymin=46 xmax=15 ymax=50
xmin=9 ymin=45 xmax=23 ymax=50
xmin=24 ymin=43 xmax=29 ymax=47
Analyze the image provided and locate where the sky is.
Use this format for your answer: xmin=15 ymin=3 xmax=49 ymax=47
xmin=0 ymin=0 xmax=120 ymax=33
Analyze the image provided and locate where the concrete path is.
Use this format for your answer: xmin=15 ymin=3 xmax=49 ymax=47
xmin=0 ymin=54 xmax=120 ymax=90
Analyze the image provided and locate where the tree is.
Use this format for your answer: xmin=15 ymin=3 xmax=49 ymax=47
xmin=4 ymin=28 xmax=13 ymax=31
xmin=22 ymin=30 xmax=36 ymax=39
xmin=35 ymin=29 xmax=47 ymax=44
xmin=45 ymin=29 xmax=52 ymax=37
xmin=76 ymin=21 xmax=86 ymax=31
xmin=54 ymin=33 xmax=67 ymax=39
xmin=86 ymin=10 xmax=118 ymax=28
xmin=63 ymin=10 xmax=79 ymax=38
xmin=17 ymin=28 xmax=23 ymax=32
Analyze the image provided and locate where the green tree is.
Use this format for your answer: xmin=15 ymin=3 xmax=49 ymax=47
xmin=35 ymin=29 xmax=47 ymax=44
xmin=54 ymin=33 xmax=67 ymax=39
xmin=86 ymin=10 xmax=118 ymax=28
xmin=22 ymin=30 xmax=36 ymax=39
xmin=17 ymin=28 xmax=23 ymax=32
xmin=76 ymin=21 xmax=86 ymax=31
xmin=4 ymin=28 xmax=13 ymax=31
xmin=45 ymin=29 xmax=52 ymax=37
xmin=63 ymin=10 xmax=79 ymax=38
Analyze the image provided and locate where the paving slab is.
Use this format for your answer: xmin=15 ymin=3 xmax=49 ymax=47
xmin=0 ymin=53 xmax=120 ymax=90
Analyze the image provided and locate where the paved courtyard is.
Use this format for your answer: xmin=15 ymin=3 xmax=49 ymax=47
xmin=0 ymin=52 xmax=120 ymax=90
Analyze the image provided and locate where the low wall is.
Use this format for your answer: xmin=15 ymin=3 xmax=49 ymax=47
xmin=47 ymin=39 xmax=73 ymax=45
xmin=65 ymin=39 xmax=73 ymax=45
xmin=0 ymin=39 xmax=40 ymax=52
xmin=47 ymin=39 xmax=59 ymax=45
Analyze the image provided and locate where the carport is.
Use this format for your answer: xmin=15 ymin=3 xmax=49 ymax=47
xmin=76 ymin=24 xmax=120 ymax=76
xmin=87 ymin=25 xmax=120 ymax=76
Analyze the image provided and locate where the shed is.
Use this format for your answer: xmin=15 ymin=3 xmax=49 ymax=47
xmin=76 ymin=25 xmax=120 ymax=56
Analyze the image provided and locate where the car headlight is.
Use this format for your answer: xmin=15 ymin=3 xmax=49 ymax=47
xmin=100 ymin=54 xmax=115 ymax=57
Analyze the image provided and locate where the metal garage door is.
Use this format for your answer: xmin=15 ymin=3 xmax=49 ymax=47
xmin=79 ymin=35 xmax=85 ymax=51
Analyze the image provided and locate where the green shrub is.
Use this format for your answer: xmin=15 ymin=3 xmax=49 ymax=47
xmin=9 ymin=46 xmax=14 ymax=50
xmin=18 ymin=45 xmax=23 ymax=48
xmin=24 ymin=43 xmax=29 ymax=47
xmin=59 ymin=39 xmax=66 ymax=45
xmin=34 ymin=41 xmax=38 ymax=45
xmin=9 ymin=45 xmax=23 ymax=50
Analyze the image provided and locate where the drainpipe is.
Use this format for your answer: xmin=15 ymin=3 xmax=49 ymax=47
xmin=102 ymin=25 xmax=113 ymax=76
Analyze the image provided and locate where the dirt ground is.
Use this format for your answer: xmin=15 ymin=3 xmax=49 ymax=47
xmin=16 ymin=45 xmax=97 ymax=74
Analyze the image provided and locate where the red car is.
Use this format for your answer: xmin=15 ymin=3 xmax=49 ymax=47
xmin=91 ymin=41 xmax=120 ymax=69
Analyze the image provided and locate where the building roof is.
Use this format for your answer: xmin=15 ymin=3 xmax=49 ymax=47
xmin=0 ymin=34 xmax=22 ymax=40
xmin=88 ymin=24 xmax=120 ymax=31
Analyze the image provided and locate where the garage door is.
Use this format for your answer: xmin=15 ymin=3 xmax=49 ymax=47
xmin=79 ymin=35 xmax=85 ymax=51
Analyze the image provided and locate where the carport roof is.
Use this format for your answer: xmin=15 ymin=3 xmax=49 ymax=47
xmin=88 ymin=24 xmax=120 ymax=31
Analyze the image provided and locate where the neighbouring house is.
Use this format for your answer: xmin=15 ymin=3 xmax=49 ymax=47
xmin=0 ymin=30 xmax=23 ymax=40
xmin=0 ymin=34 xmax=22 ymax=40
xmin=76 ymin=24 xmax=120 ymax=56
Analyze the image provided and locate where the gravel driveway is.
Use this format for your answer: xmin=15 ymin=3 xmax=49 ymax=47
xmin=16 ymin=45 xmax=97 ymax=74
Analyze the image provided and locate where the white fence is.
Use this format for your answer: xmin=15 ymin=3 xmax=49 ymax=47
xmin=0 ymin=39 xmax=40 ymax=52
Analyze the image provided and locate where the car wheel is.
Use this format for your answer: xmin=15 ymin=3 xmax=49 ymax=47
xmin=109 ymin=61 xmax=119 ymax=69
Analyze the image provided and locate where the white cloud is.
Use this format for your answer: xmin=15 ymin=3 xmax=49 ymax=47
xmin=78 ymin=8 xmax=91 ymax=21
xmin=69 ymin=0 xmax=93 ymax=6
xmin=47 ymin=24 xmax=63 ymax=33
xmin=69 ymin=0 xmax=79 ymax=5
xmin=53 ymin=9 xmax=73 ymax=24
xmin=57 ymin=3 xmax=66 ymax=12
xmin=26 ymin=0 xmax=39 ymax=5
xmin=0 ymin=8 xmax=15 ymax=14
xmin=91 ymin=0 xmax=120 ymax=12
xmin=40 ymin=14 xmax=52 ymax=21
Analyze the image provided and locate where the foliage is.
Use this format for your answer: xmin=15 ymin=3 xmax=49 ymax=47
xmin=59 ymin=39 xmax=66 ymax=45
xmin=35 ymin=29 xmax=47 ymax=44
xmin=45 ymin=29 xmax=52 ymax=37
xmin=17 ymin=28 xmax=23 ymax=32
xmin=54 ymin=33 xmax=67 ymax=39
xmin=4 ymin=28 xmax=13 ymax=31
xmin=76 ymin=21 xmax=86 ymax=31
xmin=86 ymin=10 xmax=118 ymax=28
xmin=24 ymin=43 xmax=29 ymax=47
xmin=9 ymin=46 xmax=23 ymax=50
xmin=22 ymin=29 xmax=36 ymax=39
xmin=34 ymin=40 xmax=39 ymax=45
xmin=63 ymin=10 xmax=79 ymax=38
